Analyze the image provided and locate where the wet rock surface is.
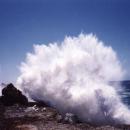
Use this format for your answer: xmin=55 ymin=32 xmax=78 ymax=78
xmin=0 ymin=104 xmax=129 ymax=130
xmin=0 ymin=83 xmax=129 ymax=130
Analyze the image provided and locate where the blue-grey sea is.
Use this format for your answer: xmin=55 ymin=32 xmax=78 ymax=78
xmin=119 ymin=81 xmax=130 ymax=107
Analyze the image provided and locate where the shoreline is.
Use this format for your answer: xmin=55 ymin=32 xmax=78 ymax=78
xmin=0 ymin=103 xmax=130 ymax=130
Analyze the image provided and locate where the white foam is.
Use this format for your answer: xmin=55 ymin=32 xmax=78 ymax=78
xmin=17 ymin=33 xmax=130 ymax=124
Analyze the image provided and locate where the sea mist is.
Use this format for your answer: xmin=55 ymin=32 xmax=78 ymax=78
xmin=17 ymin=34 xmax=130 ymax=124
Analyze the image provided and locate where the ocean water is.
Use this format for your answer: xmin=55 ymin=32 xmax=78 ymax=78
xmin=120 ymin=81 xmax=130 ymax=107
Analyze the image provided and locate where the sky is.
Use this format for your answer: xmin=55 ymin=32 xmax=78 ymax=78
xmin=0 ymin=0 xmax=130 ymax=83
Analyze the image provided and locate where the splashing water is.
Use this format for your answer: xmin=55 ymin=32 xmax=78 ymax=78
xmin=17 ymin=34 xmax=130 ymax=124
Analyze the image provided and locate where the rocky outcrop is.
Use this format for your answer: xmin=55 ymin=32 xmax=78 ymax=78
xmin=0 ymin=83 xmax=129 ymax=129
xmin=0 ymin=104 xmax=128 ymax=130
xmin=0 ymin=83 xmax=28 ymax=106
xmin=56 ymin=113 xmax=79 ymax=124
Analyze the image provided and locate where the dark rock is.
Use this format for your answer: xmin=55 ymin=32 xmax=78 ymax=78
xmin=0 ymin=83 xmax=28 ymax=106
xmin=28 ymin=100 xmax=49 ymax=107
xmin=0 ymin=104 xmax=129 ymax=130
xmin=63 ymin=113 xmax=79 ymax=124
xmin=56 ymin=114 xmax=63 ymax=123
